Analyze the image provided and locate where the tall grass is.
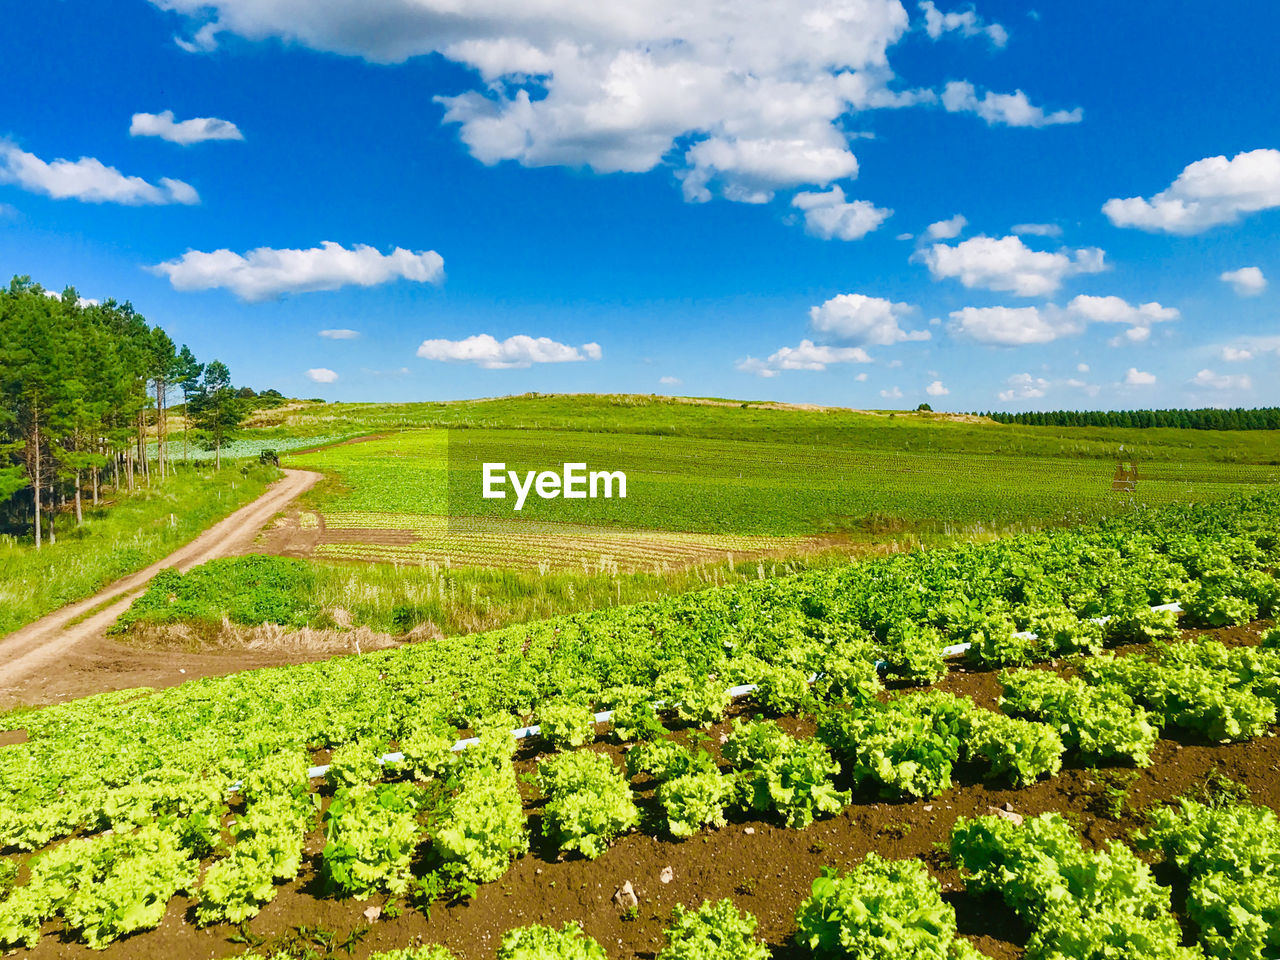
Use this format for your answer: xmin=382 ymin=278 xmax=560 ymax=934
xmin=0 ymin=464 xmax=279 ymax=638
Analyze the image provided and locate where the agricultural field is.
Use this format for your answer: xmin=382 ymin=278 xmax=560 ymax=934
xmin=2 ymin=491 xmax=1280 ymax=959
xmin=275 ymin=399 xmax=1280 ymax=575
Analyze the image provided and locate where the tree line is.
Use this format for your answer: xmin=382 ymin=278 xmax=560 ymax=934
xmin=980 ymin=408 xmax=1280 ymax=430
xmin=0 ymin=276 xmax=256 ymax=547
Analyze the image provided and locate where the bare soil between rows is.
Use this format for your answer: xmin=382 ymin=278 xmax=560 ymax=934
xmin=7 ymin=622 xmax=1279 ymax=960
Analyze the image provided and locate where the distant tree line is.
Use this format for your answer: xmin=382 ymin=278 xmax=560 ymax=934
xmin=980 ymin=408 xmax=1280 ymax=430
xmin=0 ymin=276 xmax=275 ymax=547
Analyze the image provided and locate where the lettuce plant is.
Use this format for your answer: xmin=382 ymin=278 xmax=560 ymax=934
xmin=658 ymin=899 xmax=769 ymax=960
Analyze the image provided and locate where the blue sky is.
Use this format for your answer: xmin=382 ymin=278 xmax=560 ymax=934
xmin=1 ymin=0 xmax=1277 ymax=410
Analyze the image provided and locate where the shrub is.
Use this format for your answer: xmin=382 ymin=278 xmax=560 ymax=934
xmin=498 ymin=922 xmax=607 ymax=960
xmin=538 ymin=698 xmax=597 ymax=750
xmin=794 ymin=855 xmax=976 ymax=960
xmin=658 ymin=899 xmax=769 ymax=960
xmin=538 ymin=751 xmax=638 ymax=859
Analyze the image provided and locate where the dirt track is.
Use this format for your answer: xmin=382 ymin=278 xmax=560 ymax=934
xmin=0 ymin=468 xmax=322 ymax=711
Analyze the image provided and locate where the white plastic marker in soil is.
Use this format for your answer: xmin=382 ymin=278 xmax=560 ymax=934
xmin=293 ymin=601 xmax=1184 ymax=781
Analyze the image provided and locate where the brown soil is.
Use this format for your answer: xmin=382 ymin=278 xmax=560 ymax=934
xmin=0 ymin=469 xmax=324 ymax=712
xmin=9 ymin=622 xmax=1279 ymax=960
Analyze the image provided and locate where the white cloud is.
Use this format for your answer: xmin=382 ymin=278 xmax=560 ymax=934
xmin=997 ymin=372 xmax=1049 ymax=401
xmin=130 ymin=110 xmax=244 ymax=145
xmin=151 ymin=241 xmax=444 ymax=301
xmin=416 ymin=334 xmax=602 ymax=369
xmin=306 ymin=367 xmax=338 ymax=383
xmin=1012 ymin=222 xmax=1062 ymax=237
xmin=809 ymin=293 xmax=931 ymax=345
xmin=918 ymin=1 xmax=1007 ymax=46
xmin=43 ymin=289 xmax=99 ymax=307
xmin=659 ymin=375 xmax=682 ymax=385
xmin=925 ymin=379 xmax=949 ymax=396
xmin=941 ymin=81 xmax=1082 ymax=127
xmin=880 ymin=386 xmax=903 ymax=399
xmin=1067 ymin=294 xmax=1179 ymax=326
xmin=1220 ymin=346 xmax=1254 ymax=362
xmin=1103 ymin=149 xmax=1280 ymax=234
xmin=1192 ymin=368 xmax=1251 ymax=391
xmin=737 ymin=339 xmax=872 ymax=377
xmin=855 ymin=372 xmax=869 ymax=381
xmin=1076 ymin=362 xmax=1089 ymax=372
xmin=151 ymin=0 xmax=948 ymax=204
xmin=896 ymin=232 xmax=915 ymax=241
xmin=1124 ymin=368 xmax=1156 ymax=386
xmin=1220 ymin=266 xmax=1267 ymax=297
xmin=319 ymin=328 xmax=361 ymax=340
xmin=0 ymin=141 xmax=198 ymax=205
xmin=949 ymin=305 xmax=1081 ymax=345
xmin=922 ymin=234 xmax=1106 ymax=296
xmin=924 ymin=213 xmax=966 ymax=240
xmin=791 ymin=185 xmax=891 ymax=240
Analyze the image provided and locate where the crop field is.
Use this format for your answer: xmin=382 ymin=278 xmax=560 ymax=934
xmin=2 ymin=492 xmax=1280 ymax=960
xmin=279 ymin=416 xmax=1280 ymax=575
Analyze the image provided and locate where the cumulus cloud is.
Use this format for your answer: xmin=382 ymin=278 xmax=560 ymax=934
xmin=1220 ymin=346 xmax=1254 ymax=362
xmin=1077 ymin=363 xmax=1089 ymax=372
xmin=922 ymin=234 xmax=1106 ymax=296
xmin=791 ymin=185 xmax=892 ymax=240
xmin=1103 ymin=149 xmax=1280 ymax=234
xmin=918 ymin=1 xmax=1006 ymax=46
xmin=1012 ymin=222 xmax=1061 ymax=237
xmin=151 ymin=241 xmax=444 ymax=301
xmin=0 ymin=142 xmax=198 ymax=205
xmin=1067 ymin=294 xmax=1178 ymax=345
xmin=925 ymin=379 xmax=949 ymax=396
xmin=924 ymin=213 xmax=967 ymax=240
xmin=737 ymin=339 xmax=872 ymax=377
xmin=947 ymin=295 xmax=1176 ymax=346
xmin=306 ymin=367 xmax=338 ymax=383
xmin=1192 ymin=368 xmax=1251 ymax=391
xmin=941 ymin=81 xmax=1082 ymax=127
xmin=997 ymin=372 xmax=1049 ymax=401
xmin=43 ymin=289 xmax=100 ymax=307
xmin=659 ymin=375 xmax=682 ymax=385
xmin=948 ymin=305 xmax=1080 ymax=345
xmin=149 ymin=0 xmax=956 ymax=204
xmin=1124 ymin=368 xmax=1156 ymax=386
xmin=130 ymin=110 xmax=244 ymax=145
xmin=416 ymin=334 xmax=602 ymax=369
xmin=1220 ymin=266 xmax=1267 ymax=297
xmin=809 ymin=294 xmax=931 ymax=345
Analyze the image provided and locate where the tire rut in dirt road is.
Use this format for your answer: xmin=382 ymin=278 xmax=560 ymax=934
xmin=0 ymin=469 xmax=321 ymax=707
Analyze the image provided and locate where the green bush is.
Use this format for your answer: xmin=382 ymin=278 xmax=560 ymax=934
xmin=659 ymin=899 xmax=769 ymax=960
xmin=538 ymin=751 xmax=638 ymax=859
xmin=498 ymin=922 xmax=607 ymax=960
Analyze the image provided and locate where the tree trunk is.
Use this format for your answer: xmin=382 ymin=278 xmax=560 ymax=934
xmin=92 ymin=465 xmax=99 ymax=506
xmin=31 ymin=400 xmax=41 ymax=549
xmin=75 ymin=471 xmax=83 ymax=525
xmin=48 ymin=482 xmax=56 ymax=545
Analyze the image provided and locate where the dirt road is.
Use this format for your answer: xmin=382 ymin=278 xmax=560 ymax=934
xmin=0 ymin=468 xmax=322 ymax=711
